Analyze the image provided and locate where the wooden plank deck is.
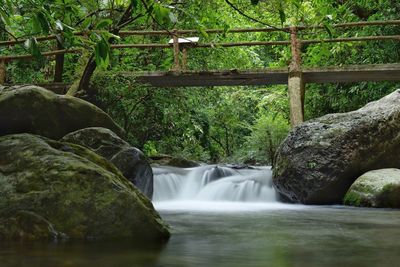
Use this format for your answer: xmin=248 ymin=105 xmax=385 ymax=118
xmin=135 ymin=64 xmax=400 ymax=87
xmin=7 ymin=64 xmax=400 ymax=91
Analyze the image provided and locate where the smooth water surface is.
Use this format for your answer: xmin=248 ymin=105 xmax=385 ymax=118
xmin=1 ymin=165 xmax=400 ymax=267
xmin=2 ymin=205 xmax=400 ymax=267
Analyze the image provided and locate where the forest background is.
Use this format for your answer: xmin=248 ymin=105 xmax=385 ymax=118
xmin=1 ymin=0 xmax=399 ymax=164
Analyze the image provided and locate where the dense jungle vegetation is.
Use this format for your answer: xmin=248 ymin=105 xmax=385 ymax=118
xmin=1 ymin=0 xmax=399 ymax=164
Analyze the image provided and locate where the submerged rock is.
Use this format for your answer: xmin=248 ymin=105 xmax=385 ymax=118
xmin=344 ymin=169 xmax=400 ymax=208
xmin=273 ymin=89 xmax=400 ymax=204
xmin=61 ymin=127 xmax=153 ymax=198
xmin=0 ymin=210 xmax=64 ymax=241
xmin=0 ymin=85 xmax=124 ymax=139
xmin=0 ymin=134 xmax=169 ymax=242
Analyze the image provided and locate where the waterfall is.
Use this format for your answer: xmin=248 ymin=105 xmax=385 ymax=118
xmin=152 ymin=165 xmax=278 ymax=202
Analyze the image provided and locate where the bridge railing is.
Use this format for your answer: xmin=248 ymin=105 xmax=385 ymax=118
xmin=0 ymin=20 xmax=399 ymax=126
xmin=1 ymin=20 xmax=399 ymax=73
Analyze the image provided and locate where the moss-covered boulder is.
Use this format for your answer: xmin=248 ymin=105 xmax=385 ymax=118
xmin=61 ymin=127 xmax=153 ymax=198
xmin=0 ymin=210 xmax=65 ymax=241
xmin=344 ymin=169 xmax=400 ymax=208
xmin=273 ymin=89 xmax=400 ymax=204
xmin=150 ymin=154 xmax=200 ymax=168
xmin=0 ymin=85 xmax=124 ymax=139
xmin=0 ymin=134 xmax=169 ymax=242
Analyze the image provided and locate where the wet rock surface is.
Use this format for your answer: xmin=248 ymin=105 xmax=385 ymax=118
xmin=0 ymin=134 xmax=169 ymax=242
xmin=0 ymin=85 xmax=124 ymax=139
xmin=61 ymin=127 xmax=153 ymax=198
xmin=273 ymin=89 xmax=400 ymax=204
xmin=344 ymin=168 xmax=400 ymax=208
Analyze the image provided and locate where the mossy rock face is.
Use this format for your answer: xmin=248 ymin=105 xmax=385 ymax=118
xmin=150 ymin=154 xmax=200 ymax=168
xmin=273 ymin=89 xmax=400 ymax=204
xmin=344 ymin=169 xmax=400 ymax=208
xmin=0 ymin=85 xmax=124 ymax=139
xmin=0 ymin=134 xmax=169 ymax=242
xmin=61 ymin=127 xmax=153 ymax=198
xmin=0 ymin=210 xmax=65 ymax=241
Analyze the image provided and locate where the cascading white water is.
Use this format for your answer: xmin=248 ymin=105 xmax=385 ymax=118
xmin=152 ymin=165 xmax=278 ymax=203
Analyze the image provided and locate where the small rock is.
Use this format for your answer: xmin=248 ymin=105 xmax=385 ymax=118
xmin=344 ymin=169 xmax=400 ymax=208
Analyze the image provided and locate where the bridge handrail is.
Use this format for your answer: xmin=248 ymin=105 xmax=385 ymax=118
xmin=0 ymin=19 xmax=399 ymax=47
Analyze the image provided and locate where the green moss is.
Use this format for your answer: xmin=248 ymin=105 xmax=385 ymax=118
xmin=0 ymin=210 xmax=63 ymax=241
xmin=376 ymin=183 xmax=400 ymax=208
xmin=0 ymin=85 xmax=125 ymax=139
xmin=0 ymin=134 xmax=170 ymax=242
xmin=343 ymin=191 xmax=362 ymax=206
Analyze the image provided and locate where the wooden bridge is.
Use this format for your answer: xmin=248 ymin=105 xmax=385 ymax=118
xmin=1 ymin=20 xmax=400 ymax=127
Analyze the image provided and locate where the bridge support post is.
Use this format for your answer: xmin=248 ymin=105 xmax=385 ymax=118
xmin=54 ymin=40 xmax=64 ymax=82
xmin=0 ymin=60 xmax=6 ymax=85
xmin=181 ymin=47 xmax=188 ymax=70
xmin=288 ymin=26 xmax=305 ymax=128
xmin=172 ymin=29 xmax=180 ymax=71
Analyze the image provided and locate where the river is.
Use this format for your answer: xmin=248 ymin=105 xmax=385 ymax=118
xmin=1 ymin=165 xmax=400 ymax=267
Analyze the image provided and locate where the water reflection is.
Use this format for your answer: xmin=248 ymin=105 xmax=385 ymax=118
xmin=1 ymin=206 xmax=400 ymax=267
xmin=156 ymin=206 xmax=400 ymax=267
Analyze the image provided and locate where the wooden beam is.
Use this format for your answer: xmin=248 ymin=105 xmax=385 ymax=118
xmin=1 ymin=20 xmax=399 ymax=47
xmin=133 ymin=64 xmax=400 ymax=87
xmin=134 ymin=69 xmax=289 ymax=87
xmin=5 ymin=64 xmax=400 ymax=89
xmin=303 ymin=64 xmax=400 ymax=83
xmin=302 ymin=35 xmax=400 ymax=44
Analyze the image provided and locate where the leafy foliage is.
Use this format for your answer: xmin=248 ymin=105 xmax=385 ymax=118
xmin=1 ymin=0 xmax=400 ymax=164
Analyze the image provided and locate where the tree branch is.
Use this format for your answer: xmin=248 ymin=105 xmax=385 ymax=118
xmin=224 ymin=0 xmax=289 ymax=33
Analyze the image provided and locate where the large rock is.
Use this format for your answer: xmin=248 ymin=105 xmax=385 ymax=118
xmin=0 ymin=134 xmax=169 ymax=242
xmin=150 ymin=154 xmax=200 ymax=168
xmin=344 ymin=169 xmax=400 ymax=208
xmin=61 ymin=127 xmax=153 ymax=198
xmin=0 ymin=85 xmax=124 ymax=139
xmin=273 ymin=89 xmax=400 ymax=204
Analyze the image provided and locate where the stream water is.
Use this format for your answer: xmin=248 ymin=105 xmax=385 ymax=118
xmin=1 ymin=165 xmax=400 ymax=267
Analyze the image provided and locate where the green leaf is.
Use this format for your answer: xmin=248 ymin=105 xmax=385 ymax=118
xmin=36 ymin=11 xmax=50 ymax=33
xmin=153 ymin=4 xmax=170 ymax=24
xmin=197 ymin=25 xmax=208 ymax=38
xmin=0 ymin=10 xmax=10 ymax=25
xmin=278 ymin=4 xmax=286 ymax=25
xmin=131 ymin=0 xmax=140 ymax=9
xmin=95 ymin=37 xmax=110 ymax=68
xmin=95 ymin=19 xmax=113 ymax=30
xmin=81 ymin=17 xmax=92 ymax=30
xmin=25 ymin=37 xmax=42 ymax=59
xmin=250 ymin=0 xmax=259 ymax=5
xmin=323 ymin=22 xmax=333 ymax=38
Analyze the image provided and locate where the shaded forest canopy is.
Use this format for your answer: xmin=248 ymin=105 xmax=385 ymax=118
xmin=1 ymin=0 xmax=399 ymax=164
